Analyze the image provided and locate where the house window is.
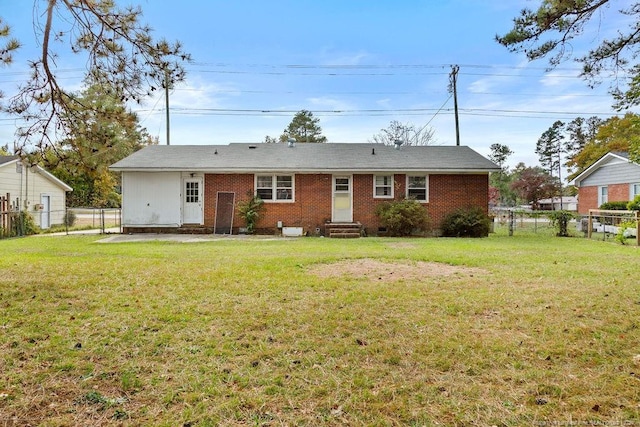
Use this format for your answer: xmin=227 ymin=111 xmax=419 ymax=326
xmin=407 ymin=175 xmax=428 ymax=202
xmin=256 ymin=175 xmax=294 ymax=201
xmin=335 ymin=178 xmax=349 ymax=192
xmin=185 ymin=181 xmax=199 ymax=203
xmin=374 ymin=175 xmax=394 ymax=198
xmin=631 ymin=183 xmax=640 ymax=200
xmin=598 ymin=186 xmax=608 ymax=207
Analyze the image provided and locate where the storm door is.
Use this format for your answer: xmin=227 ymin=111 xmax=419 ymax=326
xmin=332 ymin=175 xmax=353 ymax=222
xmin=214 ymin=191 xmax=235 ymax=234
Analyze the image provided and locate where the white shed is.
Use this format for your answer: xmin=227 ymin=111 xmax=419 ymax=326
xmin=0 ymin=156 xmax=73 ymax=229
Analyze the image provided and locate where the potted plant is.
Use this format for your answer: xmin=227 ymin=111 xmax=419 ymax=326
xmin=236 ymin=194 xmax=265 ymax=234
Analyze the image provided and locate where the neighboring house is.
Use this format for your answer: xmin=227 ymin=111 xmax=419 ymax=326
xmin=110 ymin=142 xmax=499 ymax=236
xmin=537 ymin=196 xmax=578 ymax=211
xmin=0 ymin=155 xmax=73 ymax=229
xmin=572 ymin=152 xmax=640 ymax=214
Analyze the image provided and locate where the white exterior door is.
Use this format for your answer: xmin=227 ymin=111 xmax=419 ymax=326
xmin=332 ymin=175 xmax=352 ymax=222
xmin=40 ymin=195 xmax=51 ymax=229
xmin=182 ymin=178 xmax=203 ymax=224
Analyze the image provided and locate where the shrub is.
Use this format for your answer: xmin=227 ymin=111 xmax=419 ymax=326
xmin=375 ymin=199 xmax=430 ymax=236
xmin=64 ymin=210 xmax=77 ymax=227
xmin=441 ymin=207 xmax=491 ymax=238
xmin=600 ymin=201 xmax=629 ymax=210
xmin=615 ymin=220 xmax=637 ymax=245
xmin=236 ymin=194 xmax=265 ymax=234
xmin=627 ymin=195 xmax=640 ymax=211
xmin=547 ymin=210 xmax=574 ymax=237
xmin=11 ymin=210 xmax=39 ymax=236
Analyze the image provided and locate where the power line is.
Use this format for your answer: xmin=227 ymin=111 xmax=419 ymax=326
xmin=126 ymin=106 xmax=622 ymax=118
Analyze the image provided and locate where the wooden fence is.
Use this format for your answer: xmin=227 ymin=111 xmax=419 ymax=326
xmin=1 ymin=193 xmax=14 ymax=238
xmin=586 ymin=209 xmax=640 ymax=246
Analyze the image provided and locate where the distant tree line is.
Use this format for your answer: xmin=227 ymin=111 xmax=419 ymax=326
xmin=490 ymin=113 xmax=640 ymax=209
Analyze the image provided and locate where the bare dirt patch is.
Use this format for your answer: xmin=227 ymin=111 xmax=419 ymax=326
xmin=308 ymin=258 xmax=487 ymax=282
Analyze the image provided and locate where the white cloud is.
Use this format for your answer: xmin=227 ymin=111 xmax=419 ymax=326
xmin=307 ymin=96 xmax=355 ymax=112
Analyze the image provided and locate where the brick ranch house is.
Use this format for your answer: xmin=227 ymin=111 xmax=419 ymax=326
xmin=110 ymin=142 xmax=499 ymax=236
xmin=572 ymin=151 xmax=640 ymax=214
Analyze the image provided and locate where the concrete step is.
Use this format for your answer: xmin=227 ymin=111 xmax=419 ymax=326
xmin=326 ymin=222 xmax=362 ymax=238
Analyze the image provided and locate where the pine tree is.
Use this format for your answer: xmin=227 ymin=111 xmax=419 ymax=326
xmin=281 ymin=110 xmax=327 ymax=143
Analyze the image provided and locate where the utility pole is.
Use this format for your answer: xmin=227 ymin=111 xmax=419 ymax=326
xmin=449 ymin=65 xmax=460 ymax=146
xmin=165 ymin=69 xmax=170 ymax=145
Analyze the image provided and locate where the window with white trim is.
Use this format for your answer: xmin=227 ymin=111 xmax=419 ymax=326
xmin=374 ymin=175 xmax=394 ymax=198
xmin=407 ymin=175 xmax=428 ymax=202
xmin=598 ymin=185 xmax=608 ymax=207
xmin=256 ymin=175 xmax=294 ymax=201
xmin=631 ymin=183 xmax=640 ymax=200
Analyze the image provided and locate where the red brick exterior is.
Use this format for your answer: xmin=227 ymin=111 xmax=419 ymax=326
xmin=578 ymin=183 xmax=631 ymax=214
xmin=203 ymin=172 xmax=490 ymax=236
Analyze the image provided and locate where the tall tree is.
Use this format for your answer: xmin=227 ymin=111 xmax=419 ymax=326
xmin=0 ymin=17 xmax=20 ymax=100
xmin=488 ymin=143 xmax=515 ymax=206
xmin=497 ymin=1 xmax=640 ymax=109
xmin=0 ymin=17 xmax=20 ymax=66
xmin=488 ymin=143 xmax=513 ymax=171
xmin=369 ymin=120 xmax=436 ymax=146
xmin=510 ymin=166 xmax=559 ymax=210
xmin=569 ymin=113 xmax=640 ymax=177
xmin=564 ymin=116 xmax=603 ymax=172
xmin=536 ymin=120 xmax=565 ymax=180
xmin=1 ymin=1 xmax=190 ymax=156
xmin=281 ymin=110 xmax=327 ymax=143
xmin=39 ymin=78 xmax=157 ymax=207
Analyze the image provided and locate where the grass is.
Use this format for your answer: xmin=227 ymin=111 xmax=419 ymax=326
xmin=1 ymin=229 xmax=639 ymax=426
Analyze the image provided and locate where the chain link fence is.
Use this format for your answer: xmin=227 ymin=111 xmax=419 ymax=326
xmin=491 ymin=208 xmax=640 ymax=245
xmin=581 ymin=209 xmax=639 ymax=244
xmin=0 ymin=207 xmax=121 ymax=239
xmin=492 ymin=209 xmax=556 ymax=235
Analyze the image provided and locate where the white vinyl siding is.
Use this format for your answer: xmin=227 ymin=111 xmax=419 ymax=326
xmin=374 ymin=175 xmax=394 ymax=198
xmin=121 ymin=172 xmax=181 ymax=227
xmin=0 ymin=162 xmax=69 ymax=228
xmin=582 ymin=161 xmax=640 ymax=186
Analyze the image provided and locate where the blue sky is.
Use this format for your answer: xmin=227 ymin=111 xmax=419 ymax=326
xmin=0 ymin=0 xmax=634 ymax=170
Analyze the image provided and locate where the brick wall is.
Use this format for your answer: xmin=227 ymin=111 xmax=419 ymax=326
xmin=429 ymin=174 xmax=489 ymax=226
xmin=352 ymin=174 xmax=404 ymax=234
xmin=609 ymin=183 xmax=631 ymax=204
xmin=578 ymin=183 xmax=631 ymax=214
xmin=203 ymin=174 xmax=253 ymax=228
xmin=204 ymin=172 xmax=490 ymax=235
xmin=578 ymin=186 xmax=597 ymax=214
xmin=256 ymin=174 xmax=333 ymax=233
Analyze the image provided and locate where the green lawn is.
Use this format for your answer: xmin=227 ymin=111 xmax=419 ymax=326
xmin=1 ymin=231 xmax=639 ymax=426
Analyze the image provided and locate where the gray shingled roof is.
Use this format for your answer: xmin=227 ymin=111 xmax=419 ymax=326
xmin=0 ymin=155 xmax=19 ymax=166
xmin=110 ymin=143 xmax=499 ymax=173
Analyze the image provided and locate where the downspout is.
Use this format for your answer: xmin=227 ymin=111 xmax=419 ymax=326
xmin=19 ymin=161 xmax=23 ymax=210
xmin=24 ymin=165 xmax=28 ymax=210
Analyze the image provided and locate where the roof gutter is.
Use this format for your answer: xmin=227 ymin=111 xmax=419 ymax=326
xmin=110 ymin=167 xmax=499 ymax=174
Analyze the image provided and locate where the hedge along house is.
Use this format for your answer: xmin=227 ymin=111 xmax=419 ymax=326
xmin=572 ymin=152 xmax=640 ymax=214
xmin=0 ymin=155 xmax=73 ymax=229
xmin=110 ymin=142 xmax=499 ymax=236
